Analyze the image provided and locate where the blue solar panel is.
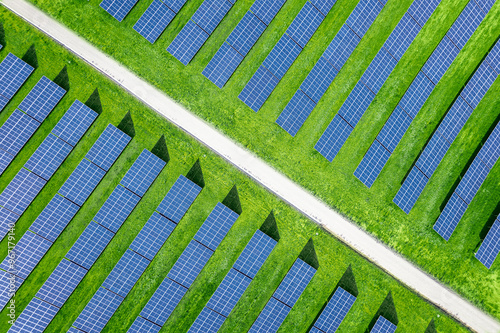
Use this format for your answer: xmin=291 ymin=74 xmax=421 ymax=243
xmin=94 ymin=186 xmax=140 ymax=233
xmin=370 ymin=316 xmax=397 ymax=333
xmin=130 ymin=212 xmax=176 ymax=260
xmin=66 ymin=222 xmax=114 ymax=269
xmin=233 ymin=230 xmax=277 ymax=278
xmin=167 ymin=20 xmax=209 ymax=66
xmin=168 ymin=240 xmax=213 ymax=288
xmin=486 ymin=41 xmax=500 ymax=74
xmin=407 ymin=0 xmax=440 ymax=27
xmin=203 ymin=42 xmax=244 ymax=89
xmin=315 ymin=114 xmax=354 ymax=162
xmin=477 ymin=122 xmax=500 ymax=169
xmin=475 ymin=0 xmax=496 ymax=13
xmin=134 ymin=0 xmax=175 ymax=44
xmin=273 ymin=259 xmax=316 ymax=307
xmin=436 ymin=97 xmax=473 ymax=143
xmin=0 ymin=109 xmax=40 ymax=157
xmin=207 ymin=268 xmax=251 ymax=316
xmin=73 ymin=287 xmax=124 ymax=333
xmin=0 ymin=270 xmax=22 ymax=310
xmin=446 ymin=1 xmax=485 ymax=50
xmin=0 ymin=53 xmax=34 ymax=100
xmin=227 ymin=12 xmax=266 ymax=56
xmin=24 ymin=134 xmax=72 ymax=180
xmin=322 ymin=25 xmax=360 ymax=71
xmin=383 ymin=13 xmax=421 ymax=61
xmin=18 ymin=76 xmax=66 ymax=122
xmin=421 ymin=36 xmax=460 ymax=85
xmin=475 ymin=219 xmax=500 ymax=269
xmin=8 ymin=297 xmax=58 ymax=333
xmin=313 ymin=287 xmax=356 ymax=333
xmin=238 ymin=65 xmax=279 ymax=112
xmin=276 ymin=90 xmax=316 ymax=137
xmin=415 ymin=131 xmax=451 ymax=177
xmin=0 ymin=231 xmax=51 ymax=279
xmin=337 ymin=81 xmax=376 ymax=126
xmin=188 ymin=307 xmax=226 ymax=333
xmin=455 ymin=158 xmax=490 ymax=204
xmin=156 ymin=175 xmax=201 ymax=223
xmin=248 ymin=297 xmax=291 ymax=333
xmin=460 ymin=61 xmax=497 ymax=109
xmin=58 ymin=158 xmax=106 ymax=207
xmin=194 ymin=202 xmax=239 ymax=250
xmin=103 ymin=249 xmax=150 ymax=297
xmin=354 ymin=141 xmax=391 ymax=188
xmin=0 ymin=206 xmax=18 ymax=241
xmin=192 ymin=0 xmax=232 ymax=35
xmin=0 ymin=148 xmax=14 ymax=175
xmin=0 ymin=168 xmax=46 ymax=216
xmin=51 ymin=100 xmax=98 ymax=147
xmin=309 ymin=0 xmax=336 ymax=16
xmin=345 ymin=0 xmax=384 ymax=38
xmin=433 ymin=192 xmax=468 ymax=241
xmin=393 ymin=167 xmax=429 ymax=214
xmin=398 ymin=71 xmax=435 ymax=119
xmin=85 ymin=124 xmax=130 ymax=171
xmin=163 ymin=0 xmax=188 ymax=13
xmin=140 ymin=278 xmax=187 ymax=325
xmin=121 ymin=149 xmax=165 ymax=197
xmin=300 ymin=56 xmax=338 ymax=103
xmin=376 ymin=106 xmax=412 ymax=152
xmin=30 ymin=194 xmax=79 ymax=242
xmin=36 ymin=259 xmax=87 ymax=308
xmin=263 ymin=34 xmax=302 ymax=80
xmin=249 ymin=0 xmax=286 ymax=26
xmin=0 ymin=96 xmax=8 ymax=112
xmin=361 ymin=47 xmax=397 ymax=94
xmin=99 ymin=0 xmax=139 ymax=22
xmin=285 ymin=2 xmax=324 ymax=48
xmin=128 ymin=317 xmax=161 ymax=333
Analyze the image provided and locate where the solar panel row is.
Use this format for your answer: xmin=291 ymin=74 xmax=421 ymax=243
xmin=134 ymin=0 xmax=176 ymax=44
xmin=0 ymin=53 xmax=34 ymax=112
xmin=312 ymin=287 xmax=356 ymax=333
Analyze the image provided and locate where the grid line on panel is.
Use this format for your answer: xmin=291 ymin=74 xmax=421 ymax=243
xmin=393 ymin=167 xmax=429 ymax=214
xmin=454 ymin=158 xmax=490 ymax=204
xmin=276 ymin=89 xmax=316 ymax=137
xmin=376 ymin=106 xmax=412 ymax=153
xmin=85 ymin=124 xmax=130 ymax=171
xmin=407 ymin=0 xmax=440 ymax=27
xmin=383 ymin=13 xmax=421 ymax=61
xmin=226 ymin=12 xmax=266 ymax=57
xmin=133 ymin=0 xmax=175 ymax=44
xmin=477 ymin=123 xmax=500 ymax=169
xmin=345 ymin=0 xmax=384 ymax=38
xmin=300 ymin=56 xmax=338 ymax=104
xmin=99 ymin=0 xmax=139 ymax=22
xmin=272 ymin=259 xmax=316 ymax=307
xmin=30 ymin=195 xmax=79 ymax=242
xmin=0 ymin=148 xmax=14 ymax=175
xmin=249 ymin=0 xmax=286 ymax=26
xmin=94 ymin=185 xmax=141 ymax=233
xmin=322 ymin=24 xmax=360 ymax=71
xmin=188 ymin=307 xmax=226 ymax=333
xmin=103 ymin=249 xmax=150 ymax=297
xmin=398 ymin=71 xmax=435 ymax=119
xmin=206 ymin=268 xmax=252 ymax=317
xmin=360 ymin=47 xmax=397 ymax=94
xmin=0 ymin=53 xmax=34 ymax=101
xmin=203 ymin=42 xmax=244 ymax=89
xmin=415 ymin=131 xmax=451 ymax=178
xmin=120 ymin=149 xmax=165 ymax=197
xmin=421 ymin=36 xmax=460 ymax=85
xmin=0 ymin=168 xmax=46 ymax=216
xmin=309 ymin=0 xmax=336 ymax=16
xmin=24 ymin=134 xmax=72 ymax=181
xmin=354 ymin=140 xmax=391 ymax=188
xmin=460 ymin=61 xmax=497 ymax=109
xmin=370 ymin=316 xmax=397 ymax=333
xmin=192 ymin=0 xmax=232 ymax=35
xmin=163 ymin=0 xmax=188 ymax=13
xmin=337 ymin=80 xmax=375 ymax=126
xmin=446 ymin=1 xmax=486 ymax=50
xmin=128 ymin=316 xmax=162 ymax=333
xmin=0 ymin=109 xmax=40 ymax=157
xmin=167 ymin=20 xmax=209 ymax=66
xmin=130 ymin=212 xmax=176 ymax=260
xmin=168 ymin=240 xmax=213 ymax=288
xmin=193 ymin=202 xmax=239 ymax=251
xmin=263 ymin=34 xmax=302 ymax=80
xmin=315 ymin=114 xmax=354 ymax=162
xmin=0 ymin=206 xmax=19 ymax=243
xmin=233 ymin=230 xmax=277 ymax=279
xmin=436 ymin=97 xmax=473 ymax=144
xmin=156 ymin=175 xmax=202 ymax=223
xmin=238 ymin=65 xmax=279 ymax=112
xmin=285 ymin=1 xmax=324 ymax=48
xmin=51 ymin=100 xmax=98 ymax=147
xmin=17 ymin=76 xmax=66 ymax=122
xmin=0 ymin=270 xmax=23 ymax=310
xmin=313 ymin=287 xmax=356 ymax=333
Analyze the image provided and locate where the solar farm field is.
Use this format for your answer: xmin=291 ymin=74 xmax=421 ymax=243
xmin=0 ymin=8 xmax=471 ymax=333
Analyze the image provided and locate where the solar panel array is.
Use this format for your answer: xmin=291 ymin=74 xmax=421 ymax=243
xmin=476 ymin=218 xmax=500 ymax=269
xmin=188 ymin=230 xmax=277 ymax=332
xmin=132 ymin=201 xmax=239 ymax=329
xmin=315 ymin=0 xmax=441 ymax=162
xmin=311 ymin=287 xmax=356 ymax=333
xmin=134 ymin=0 xmax=176 ymax=44
xmin=167 ymin=0 xmax=236 ymax=66
xmin=370 ymin=316 xmax=397 ymax=333
xmin=239 ymin=0 xmax=333 ymax=112
xmin=18 ymin=76 xmax=66 ymax=122
xmin=248 ymin=258 xmax=316 ymax=333
xmin=394 ymin=39 xmax=499 ymax=214
xmin=355 ymin=0 xmax=495 ymax=189
xmin=433 ymin=120 xmax=500 ymax=241
xmin=0 ymin=53 xmax=34 ymax=112
xmin=100 ymin=0 xmax=139 ymax=22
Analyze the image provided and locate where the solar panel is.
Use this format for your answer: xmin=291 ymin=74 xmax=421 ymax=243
xmin=446 ymin=1 xmax=485 ymax=50
xmin=376 ymin=106 xmax=412 ymax=152
xmin=94 ymin=186 xmax=140 ymax=233
xmin=140 ymin=278 xmax=188 ymax=325
xmin=238 ymin=65 xmax=279 ymax=112
xmin=337 ymin=81 xmax=375 ymax=126
xmin=51 ymin=100 xmax=98 ymax=147
xmin=354 ymin=141 xmax=391 ymax=188
xmin=383 ymin=13 xmax=421 ymax=61
xmin=248 ymin=297 xmax=291 ymax=333
xmin=128 ymin=316 xmax=162 ymax=333
xmin=18 ymin=76 xmax=66 ymax=122
xmin=0 ymin=95 xmax=8 ymax=112
xmin=0 ymin=270 xmax=22 ymax=310
xmin=58 ymin=158 xmax=106 ymax=207
xmin=322 ymin=25 xmax=361 ymax=71
xmin=0 ymin=148 xmax=14 ymax=175
xmin=315 ymin=114 xmax=354 ymax=162
xmin=0 ymin=53 xmax=34 ymax=100
xmin=345 ymin=0 xmax=384 ymax=38
xmin=407 ymin=0 xmax=440 ymax=27
xmin=167 ymin=20 xmax=209 ymax=66
xmin=313 ymin=287 xmax=356 ymax=333
xmin=206 ymin=268 xmax=251 ymax=316
xmin=309 ymin=0 xmax=336 ymax=16
xmin=130 ymin=212 xmax=176 ymax=260
xmin=0 ymin=109 xmax=40 ymax=156
xmin=156 ymin=175 xmax=202 ymax=223
xmin=8 ymin=297 xmax=58 ymax=333
xmin=0 ymin=206 xmax=18 ymax=241
xmin=460 ymin=61 xmax=497 ymax=109
xmin=393 ymin=167 xmax=429 ymax=214
xmin=227 ymin=12 xmax=266 ymax=56
xmin=133 ymin=0 xmax=175 ymax=44
xmin=192 ymin=0 xmax=232 ymax=35
xmin=477 ymin=122 xmax=500 ymax=169
xmin=415 ymin=131 xmax=451 ymax=177
xmin=300 ymin=56 xmax=338 ymax=103
xmin=36 ymin=259 xmax=87 ymax=308
xmin=73 ymin=287 xmax=124 ymax=333
xmin=233 ymin=230 xmax=277 ymax=278
xmin=285 ymin=2 xmax=324 ymax=48
xmin=486 ymin=41 xmax=500 ymax=74
xmin=85 ymin=124 xmax=130 ymax=171
xmin=249 ymin=0 xmax=286 ymax=26
xmin=433 ymin=192 xmax=468 ymax=240
xmin=360 ymin=47 xmax=397 ymax=94
xmin=120 ymin=150 xmax=165 ymax=197
xmin=0 ymin=231 xmax=51 ymax=279
xmin=99 ymin=0 xmax=139 ymax=22
xmin=475 ymin=219 xmax=500 ymax=269
xmin=398 ymin=71 xmax=435 ymax=119
xmin=103 ymin=249 xmax=150 ymax=297
xmin=455 ymin=158 xmax=490 ymax=204
xmin=276 ymin=90 xmax=316 ymax=137
xmin=262 ymin=34 xmax=302 ymax=80
xmin=421 ymin=36 xmax=460 ymax=85
xmin=30 ymin=194 xmax=79 ymax=242
xmin=370 ymin=316 xmax=397 ymax=333
xmin=66 ymin=222 xmax=114 ymax=269
xmin=188 ymin=307 xmax=226 ymax=333
xmin=475 ymin=0 xmax=496 ymax=14
xmin=24 ymin=134 xmax=72 ymax=180
xmin=436 ymin=97 xmax=473 ymax=143
xmin=0 ymin=168 xmax=46 ymax=215
xmin=194 ymin=202 xmax=239 ymax=250
xmin=168 ymin=240 xmax=213 ymax=288
xmin=203 ymin=42 xmax=244 ymax=88
xmin=163 ymin=0 xmax=187 ymax=13
xmin=273 ymin=259 xmax=316 ymax=307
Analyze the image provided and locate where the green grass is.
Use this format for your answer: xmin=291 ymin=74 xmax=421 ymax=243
xmin=0 ymin=7 xmax=471 ymax=333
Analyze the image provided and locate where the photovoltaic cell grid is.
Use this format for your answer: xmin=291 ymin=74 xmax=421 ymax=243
xmin=460 ymin=61 xmax=497 ymax=109
xmin=393 ymin=167 xmax=428 ymax=214
xmin=248 ymin=297 xmax=291 ymax=333
xmin=85 ymin=124 xmax=131 ymax=171
xmin=433 ymin=192 xmax=468 ymax=241
xmin=30 ymin=195 xmax=79 ymax=242
xmin=421 ymin=36 xmax=460 ymax=85
xmin=455 ymin=158 xmax=489 ymax=204
xmin=51 ymin=100 xmax=98 ymax=147
xmin=323 ymin=25 xmax=361 ymax=71
xmin=276 ymin=90 xmax=316 ymax=137
xmin=192 ymin=0 xmax=232 ymax=35
xmin=360 ymin=47 xmax=397 ymax=94
xmin=370 ymin=316 xmax=397 ymax=333
xmin=66 ymin=222 xmax=114 ymax=269
xmin=93 ymin=185 xmax=140 ymax=233
xmin=7 ymin=297 xmax=58 ymax=333
xmin=313 ymin=287 xmax=356 ymax=333
xmin=167 ymin=240 xmax=213 ymax=288
xmin=100 ymin=0 xmax=139 ymax=22
xmin=194 ymin=202 xmax=239 ymax=251
xmin=0 ymin=109 xmax=40 ymax=157
xmin=446 ymin=0 xmax=485 ymax=50
xmin=398 ymin=71 xmax=435 ymax=119
xmin=0 ymin=148 xmax=14 ymax=175
xmin=164 ymin=0 xmax=188 ymax=13
xmin=382 ymin=13 xmax=420 ymax=61
xmin=120 ymin=149 xmax=165 ymax=197
xmin=486 ymin=41 xmax=500 ymax=74
xmin=314 ymin=114 xmax=353 ymax=162
xmin=309 ymin=0 xmax=336 ymax=16
xmin=0 ymin=53 xmax=34 ymax=101
xmin=354 ymin=141 xmax=391 ymax=188
xmin=133 ymin=0 xmax=175 ymax=44
xmin=0 ymin=206 xmax=18 ymax=242
xmin=238 ymin=65 xmax=279 ymax=112
xmin=206 ymin=268 xmax=252 ymax=317
xmin=103 ymin=249 xmax=150 ymax=297
xmin=202 ymin=42 xmax=243 ymax=89
xmin=140 ymin=278 xmax=187 ymax=325
xmin=233 ymin=230 xmax=277 ymax=278
xmin=17 ymin=76 xmax=66 ymax=122
xmin=24 ymin=134 xmax=72 ymax=180
xmin=130 ymin=212 xmax=176 ymax=260
xmin=376 ymin=106 xmax=412 ymax=152
xmin=345 ymin=0 xmax=384 ymax=38
xmin=156 ymin=175 xmax=202 ymax=223
xmin=73 ymin=287 xmax=123 ymax=333
xmin=0 ymin=270 xmax=22 ymax=310
xmin=0 ymin=168 xmax=46 ymax=216
xmin=188 ymin=307 xmax=226 ymax=333
xmin=273 ymin=259 xmax=316 ymax=307
xmin=226 ymin=12 xmax=266 ymax=56
xmin=128 ymin=316 xmax=161 ymax=333
xmin=415 ymin=131 xmax=451 ymax=177
xmin=407 ymin=0 xmax=440 ymax=27
xmin=167 ymin=20 xmax=209 ymax=66
xmin=300 ymin=56 xmax=338 ymax=104
xmin=475 ymin=219 xmax=500 ymax=269
xmin=249 ymin=0 xmax=286 ymax=26
xmin=285 ymin=1 xmax=324 ymax=48
xmin=477 ymin=122 xmax=500 ymax=169
xmin=263 ymin=34 xmax=302 ymax=80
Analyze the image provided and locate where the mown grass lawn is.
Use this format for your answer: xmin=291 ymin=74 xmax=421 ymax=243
xmin=0 ymin=6 xmax=474 ymax=333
